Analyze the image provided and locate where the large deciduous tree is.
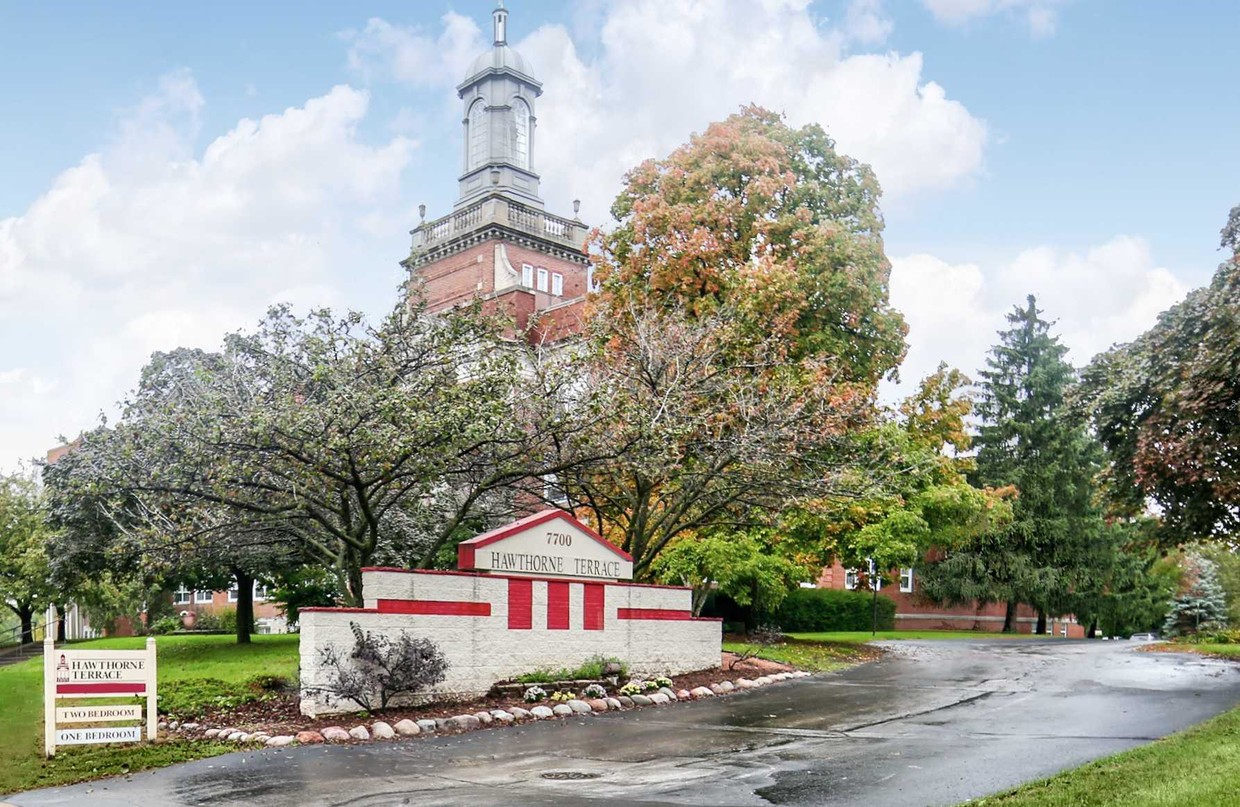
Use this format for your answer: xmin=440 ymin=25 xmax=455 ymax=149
xmin=569 ymin=106 xmax=908 ymax=578
xmin=45 ymin=301 xmax=606 ymax=607
xmin=0 ymin=471 xmax=56 ymax=644
xmin=1077 ymin=206 xmax=1240 ymax=543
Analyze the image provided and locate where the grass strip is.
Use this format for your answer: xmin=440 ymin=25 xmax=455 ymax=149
xmin=964 ymin=705 xmax=1240 ymax=806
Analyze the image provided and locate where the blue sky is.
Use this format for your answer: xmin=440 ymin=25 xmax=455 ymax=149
xmin=1 ymin=0 xmax=1236 ymax=467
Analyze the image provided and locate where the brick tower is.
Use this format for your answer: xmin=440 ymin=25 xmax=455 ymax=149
xmin=402 ymin=2 xmax=590 ymax=342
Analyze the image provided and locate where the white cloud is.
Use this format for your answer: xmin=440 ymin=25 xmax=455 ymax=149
xmin=346 ymin=0 xmax=987 ymax=220
xmin=888 ymin=235 xmax=1189 ymax=396
xmin=921 ymin=0 xmax=1066 ymax=37
xmin=0 ymin=73 xmax=415 ymax=467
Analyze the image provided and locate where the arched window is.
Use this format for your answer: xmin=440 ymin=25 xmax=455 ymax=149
xmin=467 ymin=100 xmax=488 ymax=171
xmin=511 ymin=98 xmax=530 ymax=170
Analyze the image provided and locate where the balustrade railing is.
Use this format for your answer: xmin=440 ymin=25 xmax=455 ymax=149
xmin=413 ymin=199 xmax=581 ymax=251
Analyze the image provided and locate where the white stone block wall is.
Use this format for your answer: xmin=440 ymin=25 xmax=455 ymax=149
xmin=299 ymin=569 xmax=721 ymax=717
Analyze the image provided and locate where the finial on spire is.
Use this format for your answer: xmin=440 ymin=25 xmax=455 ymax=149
xmin=493 ymin=2 xmax=508 ymax=45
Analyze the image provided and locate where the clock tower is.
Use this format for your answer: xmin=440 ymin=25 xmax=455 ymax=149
xmin=403 ymin=2 xmax=590 ymax=342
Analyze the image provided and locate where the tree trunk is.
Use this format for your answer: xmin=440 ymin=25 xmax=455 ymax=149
xmin=345 ymin=561 xmax=365 ymax=608
xmin=1036 ymin=610 xmax=1047 ymax=635
xmin=1002 ymin=600 xmax=1017 ymax=633
xmin=56 ymin=603 xmax=68 ymax=642
xmin=19 ymin=603 xmax=35 ymax=645
xmin=691 ymin=586 xmax=709 ymax=617
xmin=232 ymin=569 xmax=254 ymax=644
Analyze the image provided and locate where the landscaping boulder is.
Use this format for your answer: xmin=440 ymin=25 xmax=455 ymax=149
xmin=567 ymin=700 xmax=593 ymax=714
xmin=649 ymin=693 xmax=670 ymax=705
xmin=265 ymin=735 xmax=296 ymax=747
xmin=446 ymin=714 xmax=482 ymax=731
xmin=296 ymin=730 xmax=325 ymax=744
xmin=736 ymin=678 xmax=756 ymax=689
xmin=371 ymin=721 xmax=396 ymax=739
xmin=416 ymin=719 xmax=438 ymax=733
xmin=690 ymin=686 xmax=715 ymax=699
xmin=631 ymin=694 xmax=653 ymax=706
xmin=658 ymin=687 xmax=677 ymax=700
xmin=472 ymin=711 xmax=493 ymax=725
xmin=709 ymin=683 xmax=726 ymax=695
xmin=616 ymin=696 xmax=635 ymax=708
xmin=204 ymin=729 xmax=220 ymax=739
xmin=530 ymin=705 xmax=554 ymax=719
xmin=226 ymin=732 xmax=245 ymax=742
xmin=490 ymin=710 xmax=515 ymax=723
xmin=509 ymin=707 xmax=532 ymax=720
xmin=718 ymin=681 xmax=735 ymax=692
xmin=552 ymin=704 xmax=574 ymax=717
xmin=322 ymin=726 xmax=351 ymax=742
xmin=585 ymin=699 xmax=609 ymax=712
xmin=676 ymin=690 xmax=691 ymax=700
xmin=393 ymin=720 xmax=420 ymax=737
xmin=604 ymin=698 xmax=623 ymax=711
xmin=348 ymin=725 xmax=371 ymax=741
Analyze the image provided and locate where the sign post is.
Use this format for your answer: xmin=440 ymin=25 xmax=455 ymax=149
xmin=43 ymin=636 xmax=157 ymax=758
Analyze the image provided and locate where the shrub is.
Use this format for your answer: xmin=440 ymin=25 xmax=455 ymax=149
xmin=311 ymin=622 xmax=448 ymax=712
xmin=618 ymin=681 xmax=645 ymax=697
xmin=514 ymin=656 xmax=628 ymax=684
xmin=774 ymin=588 xmax=895 ymax=632
xmin=148 ymin=616 xmax=182 ymax=635
xmin=522 ymin=685 xmax=547 ymax=703
xmin=641 ymin=680 xmax=660 ymax=692
xmin=194 ymin=607 xmax=237 ymax=633
xmin=582 ymin=683 xmax=607 ymax=699
xmin=653 ymin=676 xmax=673 ymax=689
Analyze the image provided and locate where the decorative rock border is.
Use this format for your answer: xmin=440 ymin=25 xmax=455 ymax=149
xmin=160 ymin=671 xmax=812 ymax=749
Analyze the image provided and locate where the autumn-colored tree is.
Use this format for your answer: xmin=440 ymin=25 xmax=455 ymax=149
xmin=1077 ymin=206 xmax=1240 ymax=543
xmin=568 ymin=107 xmax=908 ymax=578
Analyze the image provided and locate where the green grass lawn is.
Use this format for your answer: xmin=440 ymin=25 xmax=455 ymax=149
xmin=0 ymin=634 xmax=299 ymax=797
xmin=1186 ymin=642 xmax=1240 ymax=659
xmin=787 ymin=630 xmax=1045 ymax=644
xmin=723 ymin=638 xmax=874 ymax=671
xmin=965 ymin=705 xmax=1240 ymax=806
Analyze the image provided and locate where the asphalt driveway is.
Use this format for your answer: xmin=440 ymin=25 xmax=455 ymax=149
xmin=9 ymin=639 xmax=1240 ymax=806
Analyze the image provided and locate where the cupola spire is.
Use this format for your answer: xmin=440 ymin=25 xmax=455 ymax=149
xmin=493 ymin=2 xmax=507 ymax=45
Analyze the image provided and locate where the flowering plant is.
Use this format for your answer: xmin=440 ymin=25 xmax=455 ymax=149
xmin=653 ymin=676 xmax=673 ymax=689
xmin=549 ymin=689 xmax=576 ymax=703
xmin=582 ymin=683 xmax=607 ymax=699
xmin=618 ymin=680 xmax=645 ymax=696
xmin=522 ymin=686 xmax=547 ymax=703
xmin=642 ymin=679 xmax=661 ymax=692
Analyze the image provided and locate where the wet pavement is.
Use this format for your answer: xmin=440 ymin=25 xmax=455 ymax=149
xmin=9 ymin=639 xmax=1239 ymax=806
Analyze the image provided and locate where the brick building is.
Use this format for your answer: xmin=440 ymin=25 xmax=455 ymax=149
xmin=816 ymin=560 xmax=1086 ymax=638
xmin=401 ymin=2 xmax=590 ymax=342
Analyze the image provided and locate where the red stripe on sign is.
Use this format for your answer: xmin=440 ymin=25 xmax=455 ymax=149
xmin=57 ymin=683 xmax=146 ymax=695
xmin=508 ymin=578 xmax=533 ymax=630
xmin=547 ymin=581 xmax=570 ymax=630
xmin=616 ymin=608 xmax=692 ymax=621
xmin=583 ymin=583 xmax=605 ymax=631
xmin=377 ymin=599 xmax=490 ymax=617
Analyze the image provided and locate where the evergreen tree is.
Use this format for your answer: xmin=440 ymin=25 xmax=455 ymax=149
xmin=1162 ymin=552 xmax=1229 ymax=636
xmin=921 ymin=296 xmax=1103 ymax=631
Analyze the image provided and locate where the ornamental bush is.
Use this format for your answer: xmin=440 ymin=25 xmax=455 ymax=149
xmin=653 ymin=676 xmax=673 ymax=689
xmin=774 ymin=588 xmax=895 ymax=632
xmin=312 ymin=622 xmax=448 ymax=712
xmin=522 ymin=685 xmax=548 ymax=703
xmin=582 ymin=683 xmax=607 ymax=699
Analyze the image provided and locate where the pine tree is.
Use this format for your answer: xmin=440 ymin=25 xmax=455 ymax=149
xmin=921 ymin=296 xmax=1103 ymax=631
xmin=1162 ymin=553 xmax=1230 ymax=636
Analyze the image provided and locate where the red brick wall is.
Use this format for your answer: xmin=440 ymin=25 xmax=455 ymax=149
xmin=415 ymin=239 xmax=588 ymax=317
xmin=816 ymin=560 xmax=1085 ymax=637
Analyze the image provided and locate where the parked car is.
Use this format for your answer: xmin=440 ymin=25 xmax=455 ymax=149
xmin=1129 ymin=632 xmax=1159 ymax=641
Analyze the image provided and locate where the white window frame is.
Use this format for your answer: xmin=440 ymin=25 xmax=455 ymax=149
xmin=174 ymin=586 xmax=191 ymax=605
xmin=551 ymin=272 xmax=564 ymax=296
xmin=194 ymin=589 xmax=213 ymax=604
xmin=843 ymin=568 xmax=859 ymax=590
xmin=227 ymin=584 xmax=239 ymax=603
xmin=253 ymin=581 xmax=270 ymax=602
xmin=900 ymin=567 xmax=914 ymax=593
xmin=867 ymin=558 xmax=883 ymax=591
xmin=521 ymin=263 xmax=534 ymax=288
xmin=536 ymin=267 xmax=549 ymax=292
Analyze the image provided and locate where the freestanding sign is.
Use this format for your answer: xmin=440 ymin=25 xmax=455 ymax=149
xmin=457 ymin=510 xmax=634 ymax=581
xmin=43 ymin=636 xmax=157 ymax=757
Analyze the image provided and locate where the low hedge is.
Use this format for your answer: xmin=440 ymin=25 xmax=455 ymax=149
xmin=775 ymin=588 xmax=896 ymax=632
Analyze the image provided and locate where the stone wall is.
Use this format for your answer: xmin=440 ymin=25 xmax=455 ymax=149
xmin=299 ymin=568 xmax=721 ymax=717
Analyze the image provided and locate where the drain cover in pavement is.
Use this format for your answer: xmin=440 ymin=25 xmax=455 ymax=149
xmin=541 ymin=771 xmax=602 ymax=780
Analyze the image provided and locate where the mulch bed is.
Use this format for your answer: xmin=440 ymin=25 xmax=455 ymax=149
xmin=190 ymin=652 xmax=796 ymax=737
